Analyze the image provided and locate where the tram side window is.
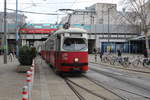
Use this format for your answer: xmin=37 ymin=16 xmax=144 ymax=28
xmin=50 ymin=40 xmax=54 ymax=50
xmin=56 ymin=38 xmax=61 ymax=51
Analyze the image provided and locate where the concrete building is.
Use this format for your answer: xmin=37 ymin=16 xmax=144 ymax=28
xmin=127 ymin=0 xmax=150 ymax=54
xmin=0 ymin=12 xmax=56 ymax=52
xmin=19 ymin=23 xmax=57 ymax=48
xmin=0 ymin=12 xmax=26 ymax=52
xmin=60 ymin=3 xmax=140 ymax=53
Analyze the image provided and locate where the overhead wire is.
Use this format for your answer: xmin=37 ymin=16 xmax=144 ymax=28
xmin=31 ymin=0 xmax=37 ymax=6
xmin=6 ymin=1 xmax=92 ymax=5
xmin=7 ymin=8 xmax=65 ymax=15
xmin=70 ymin=0 xmax=78 ymax=8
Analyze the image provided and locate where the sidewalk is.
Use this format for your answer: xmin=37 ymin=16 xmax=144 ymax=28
xmin=31 ymin=56 xmax=78 ymax=100
xmin=89 ymin=54 xmax=150 ymax=73
xmin=0 ymin=56 xmax=26 ymax=100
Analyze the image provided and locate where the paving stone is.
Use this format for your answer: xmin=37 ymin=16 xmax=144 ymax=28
xmin=0 ymin=56 xmax=26 ymax=100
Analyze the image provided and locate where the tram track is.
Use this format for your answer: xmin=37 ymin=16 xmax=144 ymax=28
xmin=64 ymin=78 xmax=86 ymax=100
xmin=62 ymin=76 xmax=128 ymax=100
xmin=89 ymin=66 xmax=150 ymax=93
xmin=83 ymin=75 xmax=150 ymax=100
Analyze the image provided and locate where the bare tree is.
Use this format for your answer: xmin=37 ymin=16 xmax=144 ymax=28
xmin=120 ymin=0 xmax=150 ymax=57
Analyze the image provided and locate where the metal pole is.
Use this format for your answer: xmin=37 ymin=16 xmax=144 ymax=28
xmin=108 ymin=8 xmax=110 ymax=43
xmin=3 ymin=0 xmax=7 ymax=64
xmin=16 ymin=0 xmax=19 ymax=57
xmin=107 ymin=8 xmax=110 ymax=53
xmin=90 ymin=13 xmax=92 ymax=33
xmin=129 ymin=41 xmax=130 ymax=54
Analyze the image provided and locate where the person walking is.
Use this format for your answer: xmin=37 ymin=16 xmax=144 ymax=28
xmin=94 ymin=48 xmax=97 ymax=62
xmin=8 ymin=51 xmax=13 ymax=62
xmin=117 ymin=49 xmax=122 ymax=57
xmin=12 ymin=48 xmax=16 ymax=58
xmin=93 ymin=48 xmax=96 ymax=54
xmin=143 ymin=49 xmax=148 ymax=58
xmin=99 ymin=50 xmax=104 ymax=61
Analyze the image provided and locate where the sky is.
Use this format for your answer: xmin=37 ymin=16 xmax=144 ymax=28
xmin=0 ymin=0 xmax=121 ymax=24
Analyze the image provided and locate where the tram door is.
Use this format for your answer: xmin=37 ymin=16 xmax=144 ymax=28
xmin=55 ymin=36 xmax=61 ymax=68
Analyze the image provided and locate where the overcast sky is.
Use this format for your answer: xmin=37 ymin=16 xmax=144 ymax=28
xmin=0 ymin=0 xmax=121 ymax=23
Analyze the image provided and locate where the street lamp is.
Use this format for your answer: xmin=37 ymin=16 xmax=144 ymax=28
xmin=16 ymin=0 xmax=19 ymax=57
xmin=3 ymin=0 xmax=8 ymax=64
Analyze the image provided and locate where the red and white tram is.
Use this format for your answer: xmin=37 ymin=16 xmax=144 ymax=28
xmin=40 ymin=27 xmax=88 ymax=73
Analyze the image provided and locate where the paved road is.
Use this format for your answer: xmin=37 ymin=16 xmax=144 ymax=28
xmin=87 ymin=63 xmax=150 ymax=100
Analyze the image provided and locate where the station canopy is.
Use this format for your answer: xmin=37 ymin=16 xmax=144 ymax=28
xmin=129 ymin=34 xmax=150 ymax=41
xmin=19 ymin=23 xmax=58 ymax=34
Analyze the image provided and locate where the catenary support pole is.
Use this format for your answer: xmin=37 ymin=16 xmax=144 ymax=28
xmin=16 ymin=0 xmax=19 ymax=57
xmin=3 ymin=0 xmax=7 ymax=64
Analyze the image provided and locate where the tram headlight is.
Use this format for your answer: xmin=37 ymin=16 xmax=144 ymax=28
xmin=74 ymin=58 xmax=79 ymax=62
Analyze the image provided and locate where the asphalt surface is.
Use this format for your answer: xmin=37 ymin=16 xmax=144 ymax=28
xmin=87 ymin=63 xmax=150 ymax=100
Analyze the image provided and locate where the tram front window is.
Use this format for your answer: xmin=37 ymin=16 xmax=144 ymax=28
xmin=63 ymin=38 xmax=87 ymax=51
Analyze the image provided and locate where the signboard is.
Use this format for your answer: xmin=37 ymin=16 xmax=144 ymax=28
xmin=26 ymin=23 xmax=91 ymax=30
xmin=19 ymin=28 xmax=57 ymax=34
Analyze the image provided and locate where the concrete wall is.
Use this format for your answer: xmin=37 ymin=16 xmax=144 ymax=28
xmin=0 ymin=12 xmax=26 ymax=33
xmin=89 ymin=24 xmax=140 ymax=33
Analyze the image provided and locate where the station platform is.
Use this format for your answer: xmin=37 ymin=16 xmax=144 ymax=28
xmin=31 ymin=56 xmax=78 ymax=100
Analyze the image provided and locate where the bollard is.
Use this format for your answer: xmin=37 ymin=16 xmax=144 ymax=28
xmin=26 ymin=76 xmax=32 ymax=83
xmin=95 ymin=54 xmax=97 ymax=62
xmin=26 ymin=76 xmax=32 ymax=100
xmin=30 ymin=67 xmax=34 ymax=73
xmin=26 ymin=71 xmax=32 ymax=86
xmin=32 ymin=63 xmax=35 ymax=67
xmin=29 ymin=67 xmax=34 ymax=86
xmin=26 ymin=71 xmax=32 ymax=78
xmin=32 ymin=59 xmax=35 ymax=67
xmin=22 ymin=86 xmax=28 ymax=100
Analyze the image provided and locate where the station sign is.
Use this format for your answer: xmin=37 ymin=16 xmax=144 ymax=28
xmin=19 ymin=28 xmax=57 ymax=34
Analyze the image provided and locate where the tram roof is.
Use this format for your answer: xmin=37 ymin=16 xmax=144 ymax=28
xmin=54 ymin=27 xmax=87 ymax=35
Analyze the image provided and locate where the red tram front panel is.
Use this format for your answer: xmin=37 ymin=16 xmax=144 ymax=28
xmin=54 ymin=51 xmax=88 ymax=72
